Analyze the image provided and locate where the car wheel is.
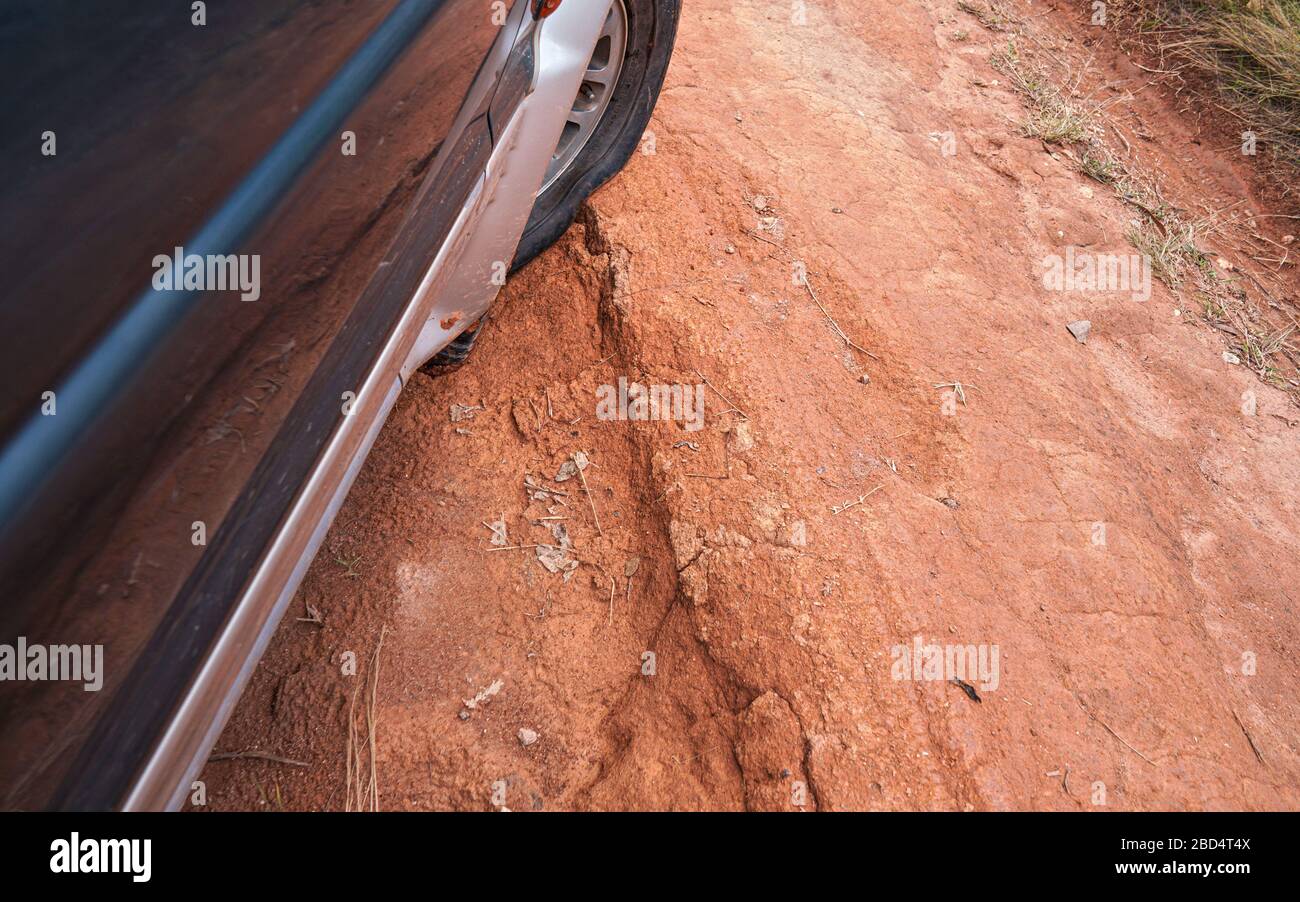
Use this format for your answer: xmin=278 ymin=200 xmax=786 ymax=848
xmin=511 ymin=0 xmax=680 ymax=271
xmin=430 ymin=0 xmax=678 ymax=369
xmin=426 ymin=320 xmax=481 ymax=368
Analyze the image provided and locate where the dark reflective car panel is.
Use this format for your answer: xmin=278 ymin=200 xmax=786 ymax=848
xmin=0 ymin=0 xmax=510 ymax=808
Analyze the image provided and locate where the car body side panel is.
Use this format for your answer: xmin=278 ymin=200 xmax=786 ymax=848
xmin=0 ymin=0 xmax=402 ymax=447
xmin=0 ymin=0 xmax=519 ymax=809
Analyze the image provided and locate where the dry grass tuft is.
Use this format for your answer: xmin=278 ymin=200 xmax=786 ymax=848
xmin=345 ymin=627 xmax=386 ymax=812
xmin=1169 ymin=0 xmax=1300 ymax=165
xmin=990 ymin=42 xmax=1097 ymax=144
xmin=957 ymin=0 xmax=1014 ymax=31
xmin=1114 ymin=0 xmax=1300 ymax=167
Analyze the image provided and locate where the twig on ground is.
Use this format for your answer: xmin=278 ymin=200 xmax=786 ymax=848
xmin=1083 ymin=705 xmax=1155 ymax=766
xmin=935 ymin=381 xmax=979 ymax=405
xmin=575 ymin=452 xmax=603 ymax=535
xmin=366 ymin=626 xmax=386 ymax=812
xmin=1232 ymin=708 xmax=1266 ymax=766
xmin=694 ymin=370 xmax=749 ymax=419
xmin=344 ymin=682 xmax=361 ymax=811
xmin=831 ymin=484 xmax=884 ymax=514
xmin=802 ymin=276 xmax=879 ymax=359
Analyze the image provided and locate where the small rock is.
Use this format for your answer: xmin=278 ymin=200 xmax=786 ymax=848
xmin=940 ymin=496 xmax=960 ymax=509
xmin=728 ymin=420 xmax=755 ymax=453
xmin=858 ymin=373 xmax=871 ymax=384
xmin=724 ymin=244 xmax=736 ymax=255
xmin=1067 ymin=320 xmax=1091 ymax=344
xmin=777 ymin=520 xmax=808 ymax=548
xmin=832 ymin=207 xmax=844 ymax=214
xmin=752 ymin=195 xmax=768 ymax=211
xmin=1223 ymin=351 xmax=1241 ymax=365
xmin=1216 ymin=257 xmax=1235 ymax=272
xmin=518 ymin=728 xmax=539 ymax=747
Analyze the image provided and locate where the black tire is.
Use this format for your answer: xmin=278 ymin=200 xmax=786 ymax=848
xmin=427 ymin=323 xmax=481 ymax=367
xmin=510 ymin=0 xmax=680 ymax=272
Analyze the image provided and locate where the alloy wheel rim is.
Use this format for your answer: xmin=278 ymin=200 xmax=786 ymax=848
xmin=539 ymin=0 xmax=629 ymax=195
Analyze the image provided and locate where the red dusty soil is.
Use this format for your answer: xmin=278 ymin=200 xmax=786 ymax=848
xmin=203 ymin=0 xmax=1300 ymax=811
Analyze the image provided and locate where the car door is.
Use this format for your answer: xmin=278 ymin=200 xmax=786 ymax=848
xmin=0 ymin=0 xmax=523 ymax=810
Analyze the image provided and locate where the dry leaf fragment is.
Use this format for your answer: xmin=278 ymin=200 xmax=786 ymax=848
xmin=555 ymin=452 xmax=590 ymax=482
xmin=450 ymin=403 xmax=483 ymax=422
xmin=484 ymin=517 xmax=508 ymax=547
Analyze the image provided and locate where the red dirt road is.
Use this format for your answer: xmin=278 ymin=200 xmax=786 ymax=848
xmin=204 ymin=0 xmax=1300 ymax=811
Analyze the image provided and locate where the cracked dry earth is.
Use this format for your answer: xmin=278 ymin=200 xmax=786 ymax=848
xmin=205 ymin=0 xmax=1300 ymax=811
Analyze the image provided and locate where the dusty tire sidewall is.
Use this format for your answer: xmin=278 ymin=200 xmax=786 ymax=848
xmin=511 ymin=0 xmax=680 ymax=271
